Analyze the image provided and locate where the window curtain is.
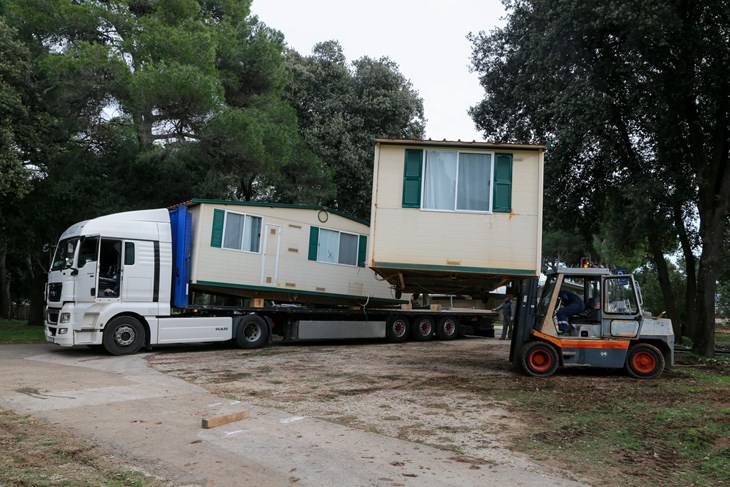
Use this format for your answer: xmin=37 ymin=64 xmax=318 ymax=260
xmin=457 ymin=153 xmax=491 ymax=211
xmin=223 ymin=213 xmax=244 ymax=250
xmin=338 ymin=233 xmax=358 ymax=265
xmin=317 ymin=229 xmax=339 ymax=263
xmin=423 ymin=151 xmax=456 ymax=210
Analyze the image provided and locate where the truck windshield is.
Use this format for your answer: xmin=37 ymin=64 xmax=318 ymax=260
xmin=51 ymin=238 xmax=78 ymax=271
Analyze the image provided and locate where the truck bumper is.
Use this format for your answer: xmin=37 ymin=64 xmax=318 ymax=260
xmin=45 ymin=304 xmax=102 ymax=347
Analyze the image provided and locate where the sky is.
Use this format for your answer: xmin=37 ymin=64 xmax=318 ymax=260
xmin=250 ymin=0 xmax=506 ymax=142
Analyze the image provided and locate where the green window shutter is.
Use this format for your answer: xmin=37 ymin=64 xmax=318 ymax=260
xmin=493 ymin=153 xmax=513 ymax=213
xmin=402 ymin=149 xmax=423 ymax=207
xmin=308 ymin=226 xmax=319 ymax=261
xmin=357 ymin=235 xmax=367 ymax=268
xmin=210 ymin=209 xmax=225 ymax=247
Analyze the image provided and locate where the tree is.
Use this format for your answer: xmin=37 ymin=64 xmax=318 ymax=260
xmin=469 ymin=0 xmax=729 ymax=355
xmin=285 ymin=41 xmax=426 ymax=219
xmin=1 ymin=0 xmax=325 ymax=320
xmin=0 ymin=17 xmax=36 ymax=318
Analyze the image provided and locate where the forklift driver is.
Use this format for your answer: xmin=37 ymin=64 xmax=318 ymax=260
xmin=557 ymin=290 xmax=585 ymax=334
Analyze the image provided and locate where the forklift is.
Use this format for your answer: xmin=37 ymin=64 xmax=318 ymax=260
xmin=509 ymin=267 xmax=674 ymax=378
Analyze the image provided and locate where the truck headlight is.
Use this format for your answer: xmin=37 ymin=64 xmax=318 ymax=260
xmin=59 ymin=312 xmax=71 ymax=324
xmin=58 ymin=328 xmax=69 ymax=334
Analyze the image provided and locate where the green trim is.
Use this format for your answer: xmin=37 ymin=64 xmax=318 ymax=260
xmin=210 ymin=209 xmax=224 ymax=248
xmin=402 ymin=149 xmax=423 ymax=208
xmin=194 ymin=280 xmax=405 ymax=304
xmin=188 ymin=199 xmax=369 ymax=226
xmin=375 ymin=138 xmax=546 ymax=152
xmin=372 ymin=261 xmax=537 ymax=276
xmin=357 ymin=235 xmax=367 ymax=268
xmin=493 ymin=153 xmax=513 ymax=212
xmin=308 ymin=226 xmax=319 ymax=261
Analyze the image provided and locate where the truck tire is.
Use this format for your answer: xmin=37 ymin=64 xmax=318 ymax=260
xmin=411 ymin=316 xmax=435 ymax=341
xmin=436 ymin=316 xmax=459 ymax=340
xmin=625 ymin=343 xmax=665 ymax=379
xmin=521 ymin=341 xmax=559 ymax=377
xmin=235 ymin=315 xmax=269 ymax=349
xmin=386 ymin=316 xmax=409 ymax=343
xmin=103 ymin=316 xmax=145 ymax=356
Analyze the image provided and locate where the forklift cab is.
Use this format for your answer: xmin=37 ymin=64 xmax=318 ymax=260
xmin=535 ymin=268 xmax=642 ymax=340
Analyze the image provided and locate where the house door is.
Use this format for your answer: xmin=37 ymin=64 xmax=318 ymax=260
xmin=260 ymin=225 xmax=281 ymax=286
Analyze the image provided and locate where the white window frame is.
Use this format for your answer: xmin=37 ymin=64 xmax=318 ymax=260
xmin=317 ymin=228 xmax=360 ymax=267
xmin=221 ymin=210 xmax=262 ymax=254
xmin=420 ymin=150 xmax=495 ymax=214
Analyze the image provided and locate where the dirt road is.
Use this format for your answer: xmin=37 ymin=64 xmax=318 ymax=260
xmin=0 ymin=341 xmax=585 ymax=486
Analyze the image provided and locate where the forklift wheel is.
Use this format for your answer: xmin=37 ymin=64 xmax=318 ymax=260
xmin=522 ymin=342 xmax=559 ymax=378
xmin=625 ymin=343 xmax=665 ymax=379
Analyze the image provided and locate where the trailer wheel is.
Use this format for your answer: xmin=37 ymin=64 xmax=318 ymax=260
xmin=236 ymin=315 xmax=269 ymax=349
xmin=103 ymin=316 xmax=145 ymax=356
xmin=411 ymin=316 xmax=435 ymax=341
xmin=625 ymin=343 xmax=665 ymax=379
xmin=521 ymin=341 xmax=559 ymax=377
xmin=436 ymin=316 xmax=459 ymax=340
xmin=386 ymin=317 xmax=409 ymax=342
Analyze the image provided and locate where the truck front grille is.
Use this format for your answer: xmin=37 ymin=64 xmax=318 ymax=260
xmin=48 ymin=283 xmax=62 ymax=302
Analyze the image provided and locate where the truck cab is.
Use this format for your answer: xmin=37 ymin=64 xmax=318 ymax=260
xmin=45 ymin=209 xmax=174 ymax=350
xmin=511 ymin=268 xmax=674 ymax=378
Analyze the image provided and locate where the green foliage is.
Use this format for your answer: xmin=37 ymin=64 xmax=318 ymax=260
xmin=285 ymin=41 xmax=425 ymax=218
xmin=541 ymin=230 xmax=587 ymax=271
xmin=635 ymin=260 xmax=687 ymax=319
xmin=0 ymin=17 xmax=33 ymax=200
xmin=470 ymin=0 xmax=729 ymax=354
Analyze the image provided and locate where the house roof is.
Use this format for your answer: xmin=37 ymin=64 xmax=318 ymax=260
xmin=181 ymin=199 xmax=370 ymax=226
xmin=374 ymin=137 xmax=546 ymax=152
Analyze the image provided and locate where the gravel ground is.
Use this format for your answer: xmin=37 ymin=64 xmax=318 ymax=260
xmin=147 ymin=337 xmax=552 ymax=472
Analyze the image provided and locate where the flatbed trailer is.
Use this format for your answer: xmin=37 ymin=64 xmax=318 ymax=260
xmin=164 ymin=302 xmax=498 ymax=346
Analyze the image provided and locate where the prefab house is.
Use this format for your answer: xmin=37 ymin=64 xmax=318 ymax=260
xmin=184 ymin=200 xmax=399 ymax=306
xmin=369 ymin=138 xmax=545 ymax=297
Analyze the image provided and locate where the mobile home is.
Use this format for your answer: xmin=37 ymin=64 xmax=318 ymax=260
xmin=369 ymin=138 xmax=545 ymax=297
xmin=184 ymin=200 xmax=399 ymax=307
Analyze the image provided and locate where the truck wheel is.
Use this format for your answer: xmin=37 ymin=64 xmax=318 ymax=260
xmin=236 ymin=315 xmax=269 ymax=349
xmin=411 ymin=316 xmax=435 ymax=341
xmin=625 ymin=343 xmax=665 ymax=379
xmin=436 ymin=316 xmax=459 ymax=340
xmin=386 ymin=317 xmax=409 ymax=343
xmin=103 ymin=316 xmax=145 ymax=356
xmin=521 ymin=341 xmax=559 ymax=377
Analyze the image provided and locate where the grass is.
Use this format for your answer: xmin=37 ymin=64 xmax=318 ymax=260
xmin=0 ymin=319 xmax=45 ymax=344
xmin=497 ymin=360 xmax=730 ymax=487
xmin=0 ymin=409 xmax=172 ymax=486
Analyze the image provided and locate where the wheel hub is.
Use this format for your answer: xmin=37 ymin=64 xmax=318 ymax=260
xmin=113 ymin=325 xmax=136 ymax=346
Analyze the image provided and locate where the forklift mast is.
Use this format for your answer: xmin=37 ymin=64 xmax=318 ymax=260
xmin=509 ymin=277 xmax=539 ymax=363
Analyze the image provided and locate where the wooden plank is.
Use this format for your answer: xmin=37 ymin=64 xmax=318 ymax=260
xmin=201 ymin=410 xmax=250 ymax=429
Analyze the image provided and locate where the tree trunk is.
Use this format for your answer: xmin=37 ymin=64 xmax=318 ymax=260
xmin=26 ymin=255 xmax=46 ymax=326
xmin=647 ymin=231 xmax=681 ymax=338
xmin=673 ymin=204 xmax=696 ymax=339
xmin=692 ymin=200 xmax=726 ymax=356
xmin=0 ymin=245 xmax=11 ymax=319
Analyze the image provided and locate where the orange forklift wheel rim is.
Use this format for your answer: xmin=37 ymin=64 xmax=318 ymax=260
xmin=631 ymin=351 xmax=656 ymax=373
xmin=529 ymin=350 xmax=553 ymax=372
